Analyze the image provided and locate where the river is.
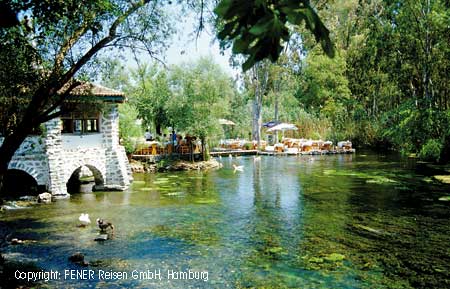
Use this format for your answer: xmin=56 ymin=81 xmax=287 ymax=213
xmin=1 ymin=153 xmax=449 ymax=288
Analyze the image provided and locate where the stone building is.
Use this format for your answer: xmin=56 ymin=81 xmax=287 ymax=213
xmin=0 ymin=83 xmax=132 ymax=197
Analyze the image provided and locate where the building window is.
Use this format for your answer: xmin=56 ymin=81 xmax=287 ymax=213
xmin=60 ymin=104 xmax=100 ymax=134
xmin=85 ymin=119 xmax=98 ymax=132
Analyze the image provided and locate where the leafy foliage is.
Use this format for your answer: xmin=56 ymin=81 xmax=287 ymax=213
xmin=127 ymin=64 xmax=172 ymax=134
xmin=215 ymin=0 xmax=334 ymax=71
xmin=118 ymin=103 xmax=143 ymax=154
xmin=165 ymin=57 xmax=235 ymax=142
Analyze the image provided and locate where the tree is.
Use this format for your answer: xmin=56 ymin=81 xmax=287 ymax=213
xmin=128 ymin=64 xmax=171 ymax=135
xmin=345 ymin=0 xmax=450 ymax=158
xmin=0 ymin=0 xmax=174 ymax=192
xmin=296 ymin=49 xmax=352 ymax=139
xmin=98 ymin=59 xmax=142 ymax=154
xmin=165 ymin=57 xmax=235 ymax=160
xmin=249 ymin=61 xmax=270 ymax=147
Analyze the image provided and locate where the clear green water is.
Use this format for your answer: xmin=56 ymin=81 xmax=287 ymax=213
xmin=1 ymin=153 xmax=450 ymax=288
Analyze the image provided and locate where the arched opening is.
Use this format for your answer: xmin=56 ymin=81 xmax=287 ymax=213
xmin=3 ymin=169 xmax=40 ymax=196
xmin=66 ymin=165 xmax=104 ymax=194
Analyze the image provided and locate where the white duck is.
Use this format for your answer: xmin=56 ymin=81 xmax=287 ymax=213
xmin=78 ymin=213 xmax=91 ymax=227
xmin=253 ymin=156 xmax=261 ymax=162
xmin=233 ymin=164 xmax=244 ymax=172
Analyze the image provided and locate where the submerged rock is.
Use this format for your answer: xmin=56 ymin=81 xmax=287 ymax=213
xmin=434 ymin=175 xmax=450 ymax=184
xmin=68 ymin=252 xmax=84 ymax=263
xmin=19 ymin=196 xmax=37 ymax=202
xmin=11 ymin=238 xmax=24 ymax=245
xmin=324 ymin=253 xmax=345 ymax=262
xmin=1 ymin=201 xmax=27 ymax=210
xmin=68 ymin=252 xmax=89 ymax=266
xmin=94 ymin=234 xmax=108 ymax=241
xmin=352 ymin=224 xmax=390 ymax=237
xmin=438 ymin=196 xmax=450 ymax=202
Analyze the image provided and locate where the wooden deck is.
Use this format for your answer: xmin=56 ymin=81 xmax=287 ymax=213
xmin=210 ymin=150 xmax=258 ymax=157
xmin=210 ymin=149 xmax=355 ymax=157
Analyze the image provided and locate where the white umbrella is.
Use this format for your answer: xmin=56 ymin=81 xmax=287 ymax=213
xmin=266 ymin=123 xmax=298 ymax=132
xmin=266 ymin=123 xmax=298 ymax=141
xmin=219 ymin=118 xmax=235 ymax=125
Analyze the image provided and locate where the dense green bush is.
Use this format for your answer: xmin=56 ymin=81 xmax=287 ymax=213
xmin=119 ymin=103 xmax=143 ymax=154
xmin=419 ymin=139 xmax=443 ymax=163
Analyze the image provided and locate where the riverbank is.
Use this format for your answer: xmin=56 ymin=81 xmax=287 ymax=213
xmin=130 ymin=158 xmax=222 ymax=173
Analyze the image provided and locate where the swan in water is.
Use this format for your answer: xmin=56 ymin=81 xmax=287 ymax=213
xmin=78 ymin=213 xmax=91 ymax=227
xmin=228 ymin=154 xmax=232 ymax=159
xmin=253 ymin=156 xmax=261 ymax=162
xmin=233 ymin=164 xmax=244 ymax=172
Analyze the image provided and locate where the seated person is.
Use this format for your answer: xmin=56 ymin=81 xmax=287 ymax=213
xmin=144 ymin=130 xmax=153 ymax=141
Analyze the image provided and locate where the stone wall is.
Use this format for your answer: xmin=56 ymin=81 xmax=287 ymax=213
xmin=101 ymin=104 xmax=132 ymax=190
xmin=61 ymin=147 xmax=107 ymax=185
xmin=0 ymin=136 xmax=49 ymax=186
xmin=45 ymin=117 xmax=67 ymax=196
xmin=1 ymin=103 xmax=132 ymax=196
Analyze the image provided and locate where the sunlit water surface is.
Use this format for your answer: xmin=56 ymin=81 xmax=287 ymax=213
xmin=1 ymin=153 xmax=450 ymax=288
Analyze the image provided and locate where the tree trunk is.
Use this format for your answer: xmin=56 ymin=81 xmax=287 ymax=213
xmin=156 ymin=123 xmax=161 ymax=135
xmin=251 ymin=63 xmax=269 ymax=148
xmin=189 ymin=141 xmax=194 ymax=163
xmin=200 ymin=136 xmax=205 ymax=161
xmin=274 ymin=78 xmax=280 ymax=142
xmin=252 ymin=96 xmax=262 ymax=146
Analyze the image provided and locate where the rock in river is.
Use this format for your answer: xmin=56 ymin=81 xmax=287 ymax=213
xmin=94 ymin=234 xmax=108 ymax=241
xmin=68 ymin=252 xmax=89 ymax=266
xmin=37 ymin=192 xmax=52 ymax=204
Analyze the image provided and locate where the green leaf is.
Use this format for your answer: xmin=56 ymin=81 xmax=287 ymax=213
xmin=214 ymin=0 xmax=233 ymax=17
xmin=249 ymin=16 xmax=274 ymax=36
xmin=218 ymin=21 xmax=237 ymax=40
xmin=232 ymin=36 xmax=252 ymax=54
xmin=242 ymin=55 xmax=256 ymax=71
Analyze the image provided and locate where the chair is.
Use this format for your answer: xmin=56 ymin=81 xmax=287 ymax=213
xmin=275 ymin=144 xmax=285 ymax=153
xmin=151 ymin=143 xmax=158 ymax=155
xmin=166 ymin=144 xmax=173 ymax=154
xmin=230 ymin=142 xmax=240 ymax=150
xmin=180 ymin=145 xmax=190 ymax=154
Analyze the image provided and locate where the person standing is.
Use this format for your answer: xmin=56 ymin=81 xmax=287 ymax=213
xmin=171 ymin=130 xmax=177 ymax=145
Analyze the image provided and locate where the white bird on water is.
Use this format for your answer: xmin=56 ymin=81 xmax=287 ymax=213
xmin=233 ymin=164 xmax=244 ymax=172
xmin=253 ymin=156 xmax=261 ymax=162
xmin=229 ymin=154 xmax=233 ymax=159
xmin=78 ymin=213 xmax=91 ymax=227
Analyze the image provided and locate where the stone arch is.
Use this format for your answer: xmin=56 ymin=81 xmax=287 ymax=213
xmin=64 ymin=158 xmax=106 ymax=185
xmin=8 ymin=162 xmax=46 ymax=185
xmin=3 ymin=169 xmax=40 ymax=195
xmin=66 ymin=163 xmax=105 ymax=194
xmin=65 ymin=163 xmax=105 ymax=185
xmin=83 ymin=164 xmax=104 ymax=186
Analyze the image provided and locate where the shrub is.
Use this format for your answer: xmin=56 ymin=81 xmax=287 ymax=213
xmin=419 ymin=139 xmax=442 ymax=163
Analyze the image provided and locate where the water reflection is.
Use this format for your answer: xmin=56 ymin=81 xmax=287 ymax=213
xmin=1 ymin=154 xmax=449 ymax=288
